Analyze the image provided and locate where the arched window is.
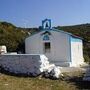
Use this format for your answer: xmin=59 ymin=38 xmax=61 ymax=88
xmin=43 ymin=35 xmax=50 ymax=40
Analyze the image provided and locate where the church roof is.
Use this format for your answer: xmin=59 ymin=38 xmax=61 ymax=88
xmin=28 ymin=28 xmax=83 ymax=40
xmin=27 ymin=19 xmax=83 ymax=40
xmin=51 ymin=28 xmax=83 ymax=39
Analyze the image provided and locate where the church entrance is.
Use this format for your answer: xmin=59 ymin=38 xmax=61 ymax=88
xmin=43 ymin=42 xmax=51 ymax=53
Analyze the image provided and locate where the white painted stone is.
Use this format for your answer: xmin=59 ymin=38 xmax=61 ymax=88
xmin=0 ymin=45 xmax=7 ymax=54
xmin=0 ymin=54 xmax=62 ymax=78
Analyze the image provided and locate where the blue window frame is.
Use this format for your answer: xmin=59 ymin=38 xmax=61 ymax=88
xmin=43 ymin=35 xmax=50 ymax=40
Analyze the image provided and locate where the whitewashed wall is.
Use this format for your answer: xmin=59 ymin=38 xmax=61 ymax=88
xmin=25 ymin=30 xmax=71 ymax=67
xmin=70 ymin=37 xmax=84 ymax=67
xmin=0 ymin=54 xmax=49 ymax=76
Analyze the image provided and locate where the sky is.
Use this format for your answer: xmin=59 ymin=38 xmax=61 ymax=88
xmin=0 ymin=0 xmax=90 ymax=28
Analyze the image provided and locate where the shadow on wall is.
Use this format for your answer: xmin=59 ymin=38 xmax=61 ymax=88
xmin=0 ymin=66 xmax=39 ymax=77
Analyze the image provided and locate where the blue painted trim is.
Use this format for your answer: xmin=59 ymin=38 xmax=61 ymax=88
xmin=69 ymin=36 xmax=72 ymax=62
xmin=71 ymin=36 xmax=82 ymax=42
xmin=26 ymin=28 xmax=83 ymax=40
xmin=42 ymin=19 xmax=51 ymax=29
xmin=52 ymin=28 xmax=83 ymax=39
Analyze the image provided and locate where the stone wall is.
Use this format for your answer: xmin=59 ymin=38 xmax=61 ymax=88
xmin=0 ymin=54 xmax=49 ymax=76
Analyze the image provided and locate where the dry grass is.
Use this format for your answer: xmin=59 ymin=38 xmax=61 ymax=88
xmin=0 ymin=73 xmax=78 ymax=90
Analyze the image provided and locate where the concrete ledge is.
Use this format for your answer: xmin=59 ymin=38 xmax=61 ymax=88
xmin=50 ymin=61 xmax=71 ymax=67
xmin=0 ymin=54 xmax=48 ymax=76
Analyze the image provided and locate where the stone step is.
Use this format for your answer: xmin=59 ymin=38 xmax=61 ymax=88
xmin=49 ymin=61 xmax=70 ymax=67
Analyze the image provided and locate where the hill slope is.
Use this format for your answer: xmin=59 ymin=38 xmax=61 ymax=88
xmin=0 ymin=22 xmax=27 ymax=53
xmin=0 ymin=21 xmax=90 ymax=62
xmin=0 ymin=22 xmax=40 ymax=53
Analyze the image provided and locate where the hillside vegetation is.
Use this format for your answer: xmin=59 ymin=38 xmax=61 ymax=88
xmin=0 ymin=22 xmax=26 ymax=53
xmin=0 ymin=21 xmax=90 ymax=62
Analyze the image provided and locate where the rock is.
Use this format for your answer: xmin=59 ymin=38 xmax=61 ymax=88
xmin=83 ymin=67 xmax=90 ymax=81
xmin=44 ymin=65 xmax=62 ymax=79
xmin=0 ymin=54 xmax=63 ymax=78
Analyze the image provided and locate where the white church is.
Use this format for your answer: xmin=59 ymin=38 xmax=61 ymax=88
xmin=25 ymin=19 xmax=84 ymax=67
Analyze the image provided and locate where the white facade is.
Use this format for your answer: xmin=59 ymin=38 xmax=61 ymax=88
xmin=25 ymin=19 xmax=84 ymax=67
xmin=70 ymin=37 xmax=84 ymax=67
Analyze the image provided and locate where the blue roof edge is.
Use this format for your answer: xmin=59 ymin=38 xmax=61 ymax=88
xmin=26 ymin=28 xmax=83 ymax=40
xmin=52 ymin=28 xmax=83 ymax=40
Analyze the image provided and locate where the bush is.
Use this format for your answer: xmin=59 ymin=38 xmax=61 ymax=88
xmin=84 ymin=54 xmax=90 ymax=63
